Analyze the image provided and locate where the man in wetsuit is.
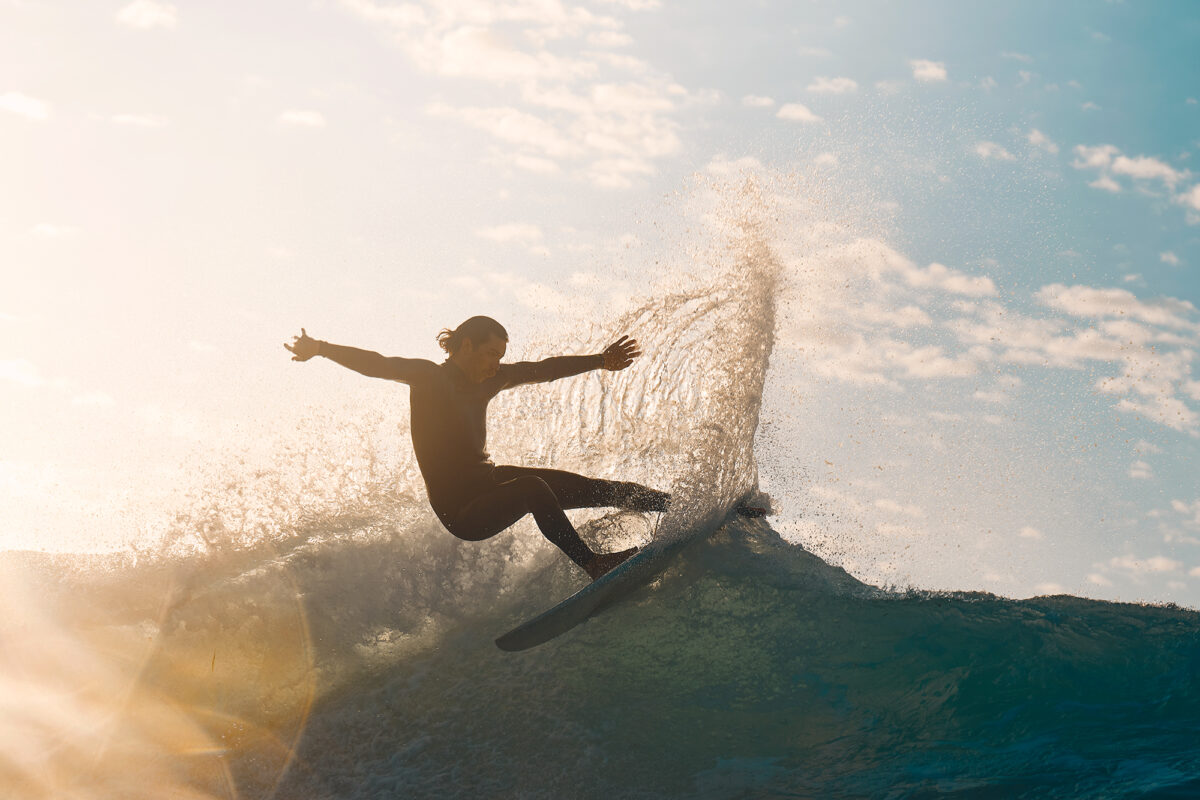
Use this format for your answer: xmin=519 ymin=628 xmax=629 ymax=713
xmin=284 ymin=316 xmax=669 ymax=580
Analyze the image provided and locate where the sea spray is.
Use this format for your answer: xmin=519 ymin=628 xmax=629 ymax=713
xmin=0 ymin=185 xmax=790 ymax=798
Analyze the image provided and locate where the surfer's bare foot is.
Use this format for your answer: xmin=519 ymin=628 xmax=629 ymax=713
xmin=584 ymin=546 xmax=639 ymax=580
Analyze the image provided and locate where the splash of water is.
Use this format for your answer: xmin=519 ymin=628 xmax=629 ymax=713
xmin=0 ymin=182 xmax=785 ymax=799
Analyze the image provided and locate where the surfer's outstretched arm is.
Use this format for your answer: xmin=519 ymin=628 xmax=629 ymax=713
xmin=499 ymin=335 xmax=642 ymax=388
xmin=284 ymin=328 xmax=433 ymax=383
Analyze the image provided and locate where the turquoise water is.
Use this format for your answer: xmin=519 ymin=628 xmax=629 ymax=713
xmin=269 ymin=517 xmax=1200 ymax=800
xmin=8 ymin=511 xmax=1196 ymax=798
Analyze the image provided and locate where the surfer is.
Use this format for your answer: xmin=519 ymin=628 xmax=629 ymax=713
xmin=285 ymin=317 xmax=669 ymax=580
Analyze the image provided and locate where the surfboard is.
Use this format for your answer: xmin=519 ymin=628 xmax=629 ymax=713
xmin=495 ymin=494 xmax=769 ymax=652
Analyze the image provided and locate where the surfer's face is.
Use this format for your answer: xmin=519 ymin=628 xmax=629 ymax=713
xmin=459 ymin=335 xmax=507 ymax=382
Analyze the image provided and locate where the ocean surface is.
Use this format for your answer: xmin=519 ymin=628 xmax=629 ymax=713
xmin=3 ymin=212 xmax=1199 ymax=799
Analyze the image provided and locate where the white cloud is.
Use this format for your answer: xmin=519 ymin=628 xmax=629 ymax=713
xmin=111 ymin=113 xmax=169 ymax=128
xmin=0 ymin=92 xmax=49 ymax=121
xmin=876 ymin=498 xmax=924 ymax=517
xmin=979 ymin=77 xmax=998 ymax=91
xmin=1027 ymin=129 xmax=1058 ymax=154
xmin=704 ymin=155 xmax=763 ymax=176
xmin=1035 ymin=283 xmax=1198 ymax=331
xmin=877 ymin=522 xmax=925 ymax=537
xmin=797 ymin=46 xmax=832 ymax=58
xmin=136 ymin=404 xmax=202 ymax=440
xmin=582 ymin=157 xmax=655 ymax=189
xmin=339 ymin=0 xmax=686 ymax=190
xmin=497 ymin=152 xmax=561 ymax=174
xmin=826 ymin=239 xmax=996 ymax=297
xmin=807 ymin=76 xmax=858 ymax=94
xmin=1176 ymin=184 xmax=1200 ymax=214
xmin=1108 ymin=555 xmax=1181 ymax=574
xmin=414 ymin=25 xmax=592 ymax=83
xmin=975 ymin=141 xmax=1016 ymax=161
xmin=115 ymin=0 xmax=178 ymax=30
xmin=1172 ymin=499 xmax=1200 ymax=527
xmin=1074 ymin=144 xmax=1119 ymax=170
xmin=1135 ymin=439 xmax=1164 ymax=455
xmin=476 ymin=222 xmax=544 ymax=246
xmin=72 ymin=391 xmax=115 ymax=407
xmin=812 ymin=152 xmax=839 ymax=168
xmin=1115 ymin=396 xmax=1198 ymax=432
xmin=587 ymin=30 xmax=632 ymax=47
xmin=431 ymin=103 xmax=576 ymax=158
xmin=0 ymin=359 xmax=43 ymax=388
xmin=742 ymin=95 xmax=774 ymax=108
xmin=897 ymin=342 xmax=980 ymax=378
xmin=1076 ymin=144 xmax=1193 ymax=209
xmin=31 ymin=223 xmax=79 ymax=238
xmin=949 ymin=284 xmax=1200 ymax=434
xmin=1018 ymin=526 xmax=1043 ymax=540
xmin=777 ymin=103 xmax=822 ymax=123
xmin=1160 ymin=251 xmax=1181 ymax=266
xmin=279 ymin=110 xmax=326 ymax=127
xmin=1129 ymin=460 xmax=1153 ymax=479
xmin=596 ymin=0 xmax=661 ymax=9
xmin=909 ymin=59 xmax=947 ymax=82
xmin=905 ymin=262 xmax=996 ymax=296
xmin=1001 ymin=51 xmax=1034 ymax=63
xmin=974 ymin=389 xmax=1009 ymax=404
xmin=784 ymin=231 xmax=1196 ymax=442
xmin=1111 ymin=154 xmax=1186 ymax=187
xmin=1082 ymin=101 xmax=1101 ymax=111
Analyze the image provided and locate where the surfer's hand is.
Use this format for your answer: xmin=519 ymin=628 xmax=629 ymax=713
xmin=284 ymin=328 xmax=321 ymax=362
xmin=601 ymin=335 xmax=640 ymax=371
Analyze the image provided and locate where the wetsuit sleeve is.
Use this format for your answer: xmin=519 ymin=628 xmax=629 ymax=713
xmin=499 ymin=354 xmax=605 ymax=389
xmin=317 ymin=342 xmax=434 ymax=384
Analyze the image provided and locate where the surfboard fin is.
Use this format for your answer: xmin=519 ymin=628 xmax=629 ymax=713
xmin=735 ymin=504 xmax=768 ymax=518
xmin=734 ymin=489 xmax=773 ymax=518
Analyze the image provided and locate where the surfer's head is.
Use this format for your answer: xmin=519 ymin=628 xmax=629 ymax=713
xmin=439 ymin=316 xmax=508 ymax=382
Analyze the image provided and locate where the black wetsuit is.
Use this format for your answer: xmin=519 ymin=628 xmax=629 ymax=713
xmin=317 ymin=343 xmax=668 ymax=567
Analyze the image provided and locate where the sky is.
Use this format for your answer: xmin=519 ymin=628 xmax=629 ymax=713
xmin=2 ymin=0 xmax=1199 ymax=604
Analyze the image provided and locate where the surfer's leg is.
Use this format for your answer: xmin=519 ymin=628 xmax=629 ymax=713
xmin=447 ymin=475 xmax=597 ymax=570
xmin=492 ymin=466 xmax=670 ymax=513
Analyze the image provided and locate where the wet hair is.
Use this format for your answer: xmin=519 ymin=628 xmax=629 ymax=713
xmin=436 ymin=316 xmax=509 ymax=355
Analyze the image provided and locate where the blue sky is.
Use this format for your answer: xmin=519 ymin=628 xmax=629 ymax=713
xmin=1 ymin=0 xmax=1198 ymax=603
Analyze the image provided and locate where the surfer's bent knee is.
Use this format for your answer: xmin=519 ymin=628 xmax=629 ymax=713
xmin=510 ymin=475 xmax=557 ymax=512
